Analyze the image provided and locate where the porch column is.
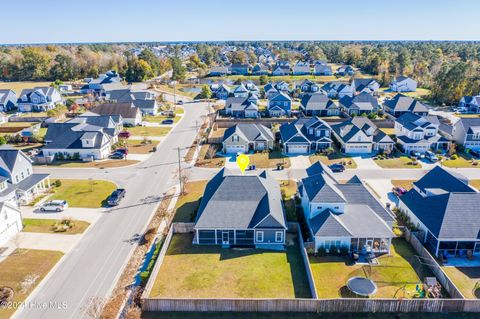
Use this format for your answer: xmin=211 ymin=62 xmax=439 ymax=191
xmin=388 ymin=238 xmax=392 ymax=255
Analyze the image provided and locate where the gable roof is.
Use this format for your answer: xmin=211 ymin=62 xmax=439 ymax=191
xmin=269 ymin=91 xmax=291 ymax=102
xmin=301 ymin=93 xmax=337 ymax=111
xmin=339 ymin=92 xmax=379 ymax=111
xmin=194 ymin=169 xmax=287 ymax=229
xmin=0 ymin=148 xmax=31 ymax=174
xmin=383 ymin=94 xmax=428 ymax=114
xmin=223 ymin=124 xmax=274 ymax=143
xmin=90 ymin=102 xmax=140 ymax=119
xmin=413 ymin=166 xmax=472 ymax=194
xmin=280 ymin=117 xmax=332 ymax=144
xmin=352 ymin=78 xmax=378 ymax=92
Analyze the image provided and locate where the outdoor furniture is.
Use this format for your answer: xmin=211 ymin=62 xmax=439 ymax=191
xmin=346 ymin=277 xmax=378 ymax=297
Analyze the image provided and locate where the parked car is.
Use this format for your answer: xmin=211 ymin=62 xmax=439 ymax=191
xmin=119 ymin=131 xmax=131 ymax=139
xmin=177 ymin=100 xmax=184 ymax=105
xmin=392 ymin=187 xmax=407 ymax=197
xmin=109 ymin=152 xmax=125 ymax=159
xmin=410 ymin=151 xmax=421 ymax=158
xmin=107 ymin=188 xmax=126 ymax=206
xmin=40 ymin=200 xmax=68 ymax=212
xmin=329 ymin=163 xmax=345 ymax=172
xmin=425 ymin=151 xmax=438 ymax=162
xmin=161 ymin=119 xmax=174 ymax=125
xmin=115 ymin=148 xmax=128 ymax=155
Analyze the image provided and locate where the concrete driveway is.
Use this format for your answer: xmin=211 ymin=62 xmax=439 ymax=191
xmin=364 ymin=179 xmax=398 ymax=208
xmin=13 ymin=232 xmax=82 ymax=254
xmin=21 ymin=207 xmax=104 ymax=224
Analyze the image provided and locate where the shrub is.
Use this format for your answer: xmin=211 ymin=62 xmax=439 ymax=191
xmin=54 ymin=180 xmax=62 ymax=188
xmin=72 ymin=152 xmax=80 ymax=160
xmin=450 ymin=154 xmax=458 ymax=160
xmin=339 ymin=245 xmax=350 ymax=255
xmin=316 ymin=246 xmax=327 ymax=257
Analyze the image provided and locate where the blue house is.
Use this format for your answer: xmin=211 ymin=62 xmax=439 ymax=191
xmin=268 ymin=91 xmax=292 ymax=117
xmin=0 ymin=89 xmax=17 ymax=112
xmin=230 ymin=64 xmax=249 ymax=75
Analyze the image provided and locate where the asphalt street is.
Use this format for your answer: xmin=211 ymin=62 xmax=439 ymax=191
xmin=15 ymin=96 xmax=209 ymax=319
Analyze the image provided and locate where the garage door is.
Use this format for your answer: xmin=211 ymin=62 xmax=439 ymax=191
xmin=287 ymin=144 xmax=309 ymax=154
xmin=0 ymin=222 xmax=20 ymax=246
xmin=225 ymin=145 xmax=246 ymax=154
xmin=345 ymin=144 xmax=371 ymax=154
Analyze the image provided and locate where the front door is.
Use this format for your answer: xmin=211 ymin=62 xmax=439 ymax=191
xmin=222 ymin=231 xmax=229 ymax=245
xmin=366 ymin=239 xmax=373 ymax=250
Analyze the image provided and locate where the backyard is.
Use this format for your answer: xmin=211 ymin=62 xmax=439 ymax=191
xmin=0 ymin=81 xmax=53 ymax=95
xmin=309 ymin=239 xmax=435 ymax=299
xmin=442 ymin=266 xmax=480 ymax=299
xmin=48 ymin=179 xmax=117 ymax=208
xmin=172 ymin=181 xmax=208 ymax=222
xmin=149 ymin=233 xmax=311 ymax=299
xmin=22 ymin=218 xmax=90 ymax=234
xmin=0 ymin=249 xmax=63 ymax=319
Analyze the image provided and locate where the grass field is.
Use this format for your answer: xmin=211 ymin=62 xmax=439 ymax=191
xmin=0 ymin=81 xmax=52 ymax=95
xmin=156 ymin=84 xmax=199 ymax=98
xmin=22 ymin=218 xmax=90 ymax=234
xmin=125 ymin=126 xmax=171 ymax=137
xmin=374 ymin=156 xmax=421 ymax=169
xmin=0 ymin=249 xmax=63 ymax=319
xmin=173 ymin=181 xmax=208 ymax=222
xmin=469 ymin=180 xmax=480 ymax=191
xmin=309 ymin=239 xmax=433 ymax=299
xmin=442 ymin=266 xmax=480 ymax=299
xmin=380 ymin=128 xmax=395 ymax=135
xmin=48 ymin=179 xmax=117 ymax=208
xmin=149 ymin=233 xmax=311 ymax=299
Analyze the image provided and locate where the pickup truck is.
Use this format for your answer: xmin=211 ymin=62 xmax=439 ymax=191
xmin=107 ymin=188 xmax=126 ymax=206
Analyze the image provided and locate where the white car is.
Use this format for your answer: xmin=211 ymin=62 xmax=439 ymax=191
xmin=40 ymin=200 xmax=68 ymax=212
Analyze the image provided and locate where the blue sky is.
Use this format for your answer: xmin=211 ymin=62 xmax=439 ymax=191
xmin=1 ymin=0 xmax=480 ymax=44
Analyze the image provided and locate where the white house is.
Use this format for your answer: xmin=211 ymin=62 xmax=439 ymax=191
xmin=0 ymin=202 xmax=22 ymax=246
xmin=17 ymin=87 xmax=63 ymax=112
xmin=389 ymin=76 xmax=417 ymax=92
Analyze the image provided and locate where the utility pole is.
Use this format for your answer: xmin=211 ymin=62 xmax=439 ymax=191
xmin=177 ymin=147 xmax=182 ymax=194
xmin=173 ymin=81 xmax=177 ymax=105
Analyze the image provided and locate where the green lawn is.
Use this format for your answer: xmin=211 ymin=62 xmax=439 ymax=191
xmin=379 ymin=128 xmax=395 ymax=135
xmin=309 ymin=239 xmax=433 ymax=299
xmin=144 ymin=114 xmax=181 ymax=123
xmin=0 ymin=249 xmax=63 ymax=319
xmin=173 ymin=181 xmax=208 ymax=222
xmin=442 ymin=266 xmax=480 ymax=299
xmin=309 ymin=153 xmax=357 ymax=169
xmin=149 ymin=233 xmax=311 ymax=299
xmin=374 ymin=156 xmax=421 ymax=169
xmin=22 ymin=218 xmax=90 ymax=234
xmin=249 ymin=151 xmax=291 ymax=169
xmin=280 ymin=180 xmax=297 ymax=222
xmin=123 ymin=139 xmax=159 ymax=154
xmin=125 ymin=126 xmax=171 ymax=137
xmin=48 ymin=179 xmax=117 ymax=208
xmin=442 ymin=153 xmax=480 ymax=168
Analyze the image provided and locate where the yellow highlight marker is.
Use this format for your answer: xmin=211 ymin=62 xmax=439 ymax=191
xmin=236 ymin=154 xmax=250 ymax=173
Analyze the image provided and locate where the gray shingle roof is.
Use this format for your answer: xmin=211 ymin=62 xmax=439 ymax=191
xmin=194 ymin=169 xmax=287 ymax=229
xmin=223 ymin=124 xmax=273 ymax=143
xmin=280 ymin=117 xmax=332 ymax=144
xmin=339 ymin=92 xmax=379 ymax=111
xmin=383 ymin=94 xmax=428 ymax=114
xmin=90 ymin=102 xmax=140 ymax=119
xmin=301 ymin=93 xmax=337 ymax=111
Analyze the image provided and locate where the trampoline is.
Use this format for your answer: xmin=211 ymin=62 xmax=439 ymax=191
xmin=346 ymin=277 xmax=378 ymax=296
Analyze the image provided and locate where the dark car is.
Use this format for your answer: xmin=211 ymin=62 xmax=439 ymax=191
xmin=109 ymin=152 xmax=125 ymax=159
xmin=177 ymin=100 xmax=184 ymax=105
xmin=107 ymin=188 xmax=126 ymax=206
xmin=118 ymin=131 xmax=131 ymax=139
xmin=392 ymin=187 xmax=407 ymax=197
xmin=329 ymin=163 xmax=345 ymax=172
xmin=115 ymin=148 xmax=128 ymax=155
xmin=161 ymin=119 xmax=174 ymax=125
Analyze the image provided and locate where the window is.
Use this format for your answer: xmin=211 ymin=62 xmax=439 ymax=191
xmin=26 ymin=168 xmax=30 ymax=175
xmin=316 ymin=206 xmax=322 ymax=210
xmin=256 ymin=231 xmax=264 ymax=242
xmin=309 ymin=128 xmax=313 ymax=135
xmin=275 ymin=231 xmax=283 ymax=243
xmin=21 ymin=172 xmax=24 ymax=179
xmin=232 ymin=135 xmax=239 ymax=142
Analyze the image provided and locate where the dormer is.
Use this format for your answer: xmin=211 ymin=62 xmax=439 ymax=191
xmin=81 ymin=132 xmax=96 ymax=148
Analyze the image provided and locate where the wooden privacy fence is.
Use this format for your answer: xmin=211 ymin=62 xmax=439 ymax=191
xmin=142 ymin=297 xmax=480 ymax=313
xmin=404 ymin=228 xmax=464 ymax=299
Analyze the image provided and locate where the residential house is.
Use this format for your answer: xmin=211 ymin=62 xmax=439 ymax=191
xmin=0 ymin=202 xmax=23 ymax=246
xmin=222 ymin=124 xmax=274 ymax=153
xmin=438 ymin=118 xmax=480 ymax=151
xmin=389 ymin=76 xmax=417 ymax=92
xmin=105 ymin=86 xmax=158 ymax=115
xmin=224 ymin=95 xmax=259 ymax=118
xmin=339 ymin=92 xmax=380 ymax=116
xmin=299 ymin=162 xmax=395 ymax=253
xmin=314 ymin=63 xmax=333 ymax=76
xmin=336 ymin=65 xmax=355 ymax=76
xmin=209 ymin=66 xmax=229 ymax=77
xmin=297 ymin=79 xmax=320 ymax=94
xmin=279 ymin=117 xmax=332 ymax=154
xmin=351 ymin=78 xmax=380 ymax=95
xmin=214 ymin=84 xmax=231 ymax=100
xmin=263 ymin=83 xmax=279 ymax=99
xmin=274 ymin=81 xmax=290 ymax=92
xmin=244 ymin=81 xmax=259 ymax=95
xmin=0 ymin=89 xmax=17 ymax=112
xmin=229 ymin=64 xmax=249 ymax=75
xmin=233 ymin=83 xmax=249 ymax=98
xmin=193 ymin=168 xmax=287 ymax=249
xmin=331 ymin=117 xmax=394 ymax=154
xmin=292 ymin=61 xmax=311 ymax=75
xmin=383 ymin=94 xmax=429 ymax=118
xmin=300 ymin=93 xmax=339 ymax=116
xmin=252 ymin=63 xmax=269 ymax=75
xmin=80 ymin=70 xmax=121 ymax=93
xmin=272 ymin=61 xmax=290 ymax=76
xmin=398 ymin=166 xmax=480 ymax=258
xmin=17 ymin=87 xmax=63 ymax=112
xmin=0 ymin=147 xmax=50 ymax=205
xmin=43 ymin=115 xmax=122 ymax=160
xmin=58 ymin=84 xmax=73 ymax=92
xmin=322 ymin=82 xmax=353 ymax=99
xmin=89 ymin=102 xmax=142 ymax=126
xmin=459 ymin=95 xmax=480 ymax=113
xmin=394 ymin=112 xmax=450 ymax=153
xmin=268 ymin=91 xmax=292 ymax=117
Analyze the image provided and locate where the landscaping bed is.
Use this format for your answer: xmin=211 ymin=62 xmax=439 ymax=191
xmin=48 ymin=179 xmax=117 ymax=208
xmin=0 ymin=249 xmax=63 ymax=319
xmin=149 ymin=233 xmax=311 ymax=299
xmin=309 ymin=239 xmax=437 ymax=299
xmin=22 ymin=218 xmax=90 ymax=234
xmin=391 ymin=180 xmax=416 ymax=190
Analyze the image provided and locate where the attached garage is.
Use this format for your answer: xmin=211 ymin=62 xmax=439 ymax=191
xmin=224 ymin=144 xmax=247 ymax=154
xmin=286 ymin=144 xmax=309 ymax=154
xmin=345 ymin=143 xmax=372 ymax=154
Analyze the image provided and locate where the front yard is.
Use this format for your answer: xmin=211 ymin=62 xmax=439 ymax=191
xmin=149 ymin=233 xmax=311 ymax=299
xmin=442 ymin=266 xmax=480 ymax=299
xmin=123 ymin=139 xmax=159 ymax=154
xmin=38 ymin=159 xmax=140 ymax=168
xmin=442 ymin=153 xmax=480 ymax=168
xmin=309 ymin=239 xmax=435 ymax=298
xmin=48 ymin=179 xmax=117 ymax=208
xmin=249 ymin=151 xmax=291 ymax=169
xmin=125 ymin=126 xmax=171 ymax=137
xmin=22 ymin=218 xmax=90 ymax=234
xmin=195 ymin=144 xmax=225 ymax=168
xmin=309 ymin=152 xmax=357 ymax=169
xmin=172 ymin=181 xmax=208 ymax=222
xmin=0 ymin=249 xmax=63 ymax=319
xmin=391 ymin=180 xmax=415 ymax=190
xmin=374 ymin=155 xmax=421 ymax=169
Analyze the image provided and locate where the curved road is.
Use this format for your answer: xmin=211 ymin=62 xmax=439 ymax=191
xmin=15 ymin=98 xmax=209 ymax=319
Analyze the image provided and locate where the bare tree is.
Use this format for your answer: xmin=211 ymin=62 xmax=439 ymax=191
xmin=206 ymin=145 xmax=217 ymax=160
